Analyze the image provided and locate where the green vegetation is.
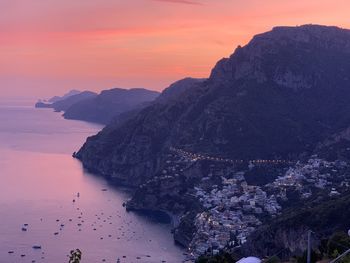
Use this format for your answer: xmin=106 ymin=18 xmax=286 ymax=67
xmin=292 ymin=232 xmax=350 ymax=263
xmin=68 ymin=249 xmax=82 ymax=263
xmin=326 ymin=232 xmax=350 ymax=263
xmin=199 ymin=230 xmax=350 ymax=263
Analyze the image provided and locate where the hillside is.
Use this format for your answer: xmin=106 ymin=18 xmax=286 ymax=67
xmin=76 ymin=24 xmax=350 ymax=184
xmin=155 ymin=78 xmax=206 ymax=104
xmin=35 ymin=91 xmax=97 ymax=112
xmin=242 ymin=191 xmax=350 ymax=259
xmin=63 ymin=88 xmax=160 ymax=124
xmin=48 ymin=89 xmax=81 ymax=103
xmin=74 ymin=24 xmax=350 ymax=260
xmin=51 ymin=91 xmax=98 ymax=112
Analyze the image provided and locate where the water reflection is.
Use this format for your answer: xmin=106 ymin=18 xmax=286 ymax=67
xmin=0 ymin=100 xmax=184 ymax=263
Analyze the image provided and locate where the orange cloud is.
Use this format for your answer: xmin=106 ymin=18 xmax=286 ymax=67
xmin=1 ymin=0 xmax=350 ymax=97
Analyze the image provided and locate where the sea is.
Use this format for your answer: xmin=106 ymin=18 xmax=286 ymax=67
xmin=0 ymin=97 xmax=184 ymax=263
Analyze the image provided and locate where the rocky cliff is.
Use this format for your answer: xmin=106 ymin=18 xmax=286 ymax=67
xmin=242 ymin=192 xmax=350 ymax=259
xmin=75 ymin=78 xmax=206 ymax=185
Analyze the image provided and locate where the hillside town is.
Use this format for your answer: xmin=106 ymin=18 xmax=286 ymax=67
xmin=268 ymin=157 xmax=350 ymax=200
xmin=189 ymin=177 xmax=281 ymax=258
xmin=125 ymin=145 xmax=350 ymax=262
xmin=162 ymin=148 xmax=350 ymax=260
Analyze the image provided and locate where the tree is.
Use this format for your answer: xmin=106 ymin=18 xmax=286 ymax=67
xmin=327 ymin=231 xmax=350 ymax=260
xmin=68 ymin=249 xmax=82 ymax=263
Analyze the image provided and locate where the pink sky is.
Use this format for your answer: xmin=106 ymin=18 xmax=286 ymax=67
xmin=1 ymin=0 xmax=350 ymax=98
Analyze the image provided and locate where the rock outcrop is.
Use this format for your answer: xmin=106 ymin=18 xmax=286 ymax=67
xmin=242 ymin=192 xmax=350 ymax=259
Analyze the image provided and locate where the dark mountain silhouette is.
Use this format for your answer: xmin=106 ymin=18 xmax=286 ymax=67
xmin=63 ymin=88 xmax=160 ymax=124
xmin=155 ymin=77 xmax=206 ymax=103
xmin=95 ymin=79 xmax=204 ymax=130
xmin=35 ymin=91 xmax=97 ymax=111
xmin=48 ymin=89 xmax=81 ymax=103
xmin=75 ymin=25 xmax=350 ymax=185
xmin=50 ymin=91 xmax=98 ymax=112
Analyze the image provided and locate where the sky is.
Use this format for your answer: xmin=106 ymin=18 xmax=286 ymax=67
xmin=1 ymin=0 xmax=350 ymax=98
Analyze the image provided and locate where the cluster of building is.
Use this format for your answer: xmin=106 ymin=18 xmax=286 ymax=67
xmin=187 ymin=172 xmax=281 ymax=258
xmin=268 ymin=157 xmax=350 ymax=200
xmin=139 ymin=148 xmax=350 ymax=261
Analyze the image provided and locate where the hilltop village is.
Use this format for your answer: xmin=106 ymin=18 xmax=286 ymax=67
xmin=128 ymin=147 xmax=350 ymax=261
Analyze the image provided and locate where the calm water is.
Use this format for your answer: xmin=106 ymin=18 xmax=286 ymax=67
xmin=0 ymin=98 xmax=184 ymax=263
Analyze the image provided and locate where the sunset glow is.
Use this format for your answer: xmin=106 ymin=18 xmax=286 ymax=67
xmin=1 ymin=0 xmax=350 ymax=97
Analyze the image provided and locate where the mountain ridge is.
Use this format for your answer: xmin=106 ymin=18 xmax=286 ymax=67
xmin=76 ymin=25 xmax=350 ymax=183
xmin=63 ymin=87 xmax=160 ymax=124
xmin=74 ymin=24 xmax=350 ymax=260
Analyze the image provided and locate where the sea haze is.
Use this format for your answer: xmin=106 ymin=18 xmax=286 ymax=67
xmin=0 ymin=98 xmax=184 ymax=263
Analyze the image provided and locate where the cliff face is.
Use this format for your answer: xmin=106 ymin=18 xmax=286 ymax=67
xmin=243 ymin=225 xmax=312 ymax=259
xmin=210 ymin=25 xmax=350 ymax=86
xmin=242 ymin=192 xmax=350 ymax=259
xmin=76 ymin=25 xmax=350 ymax=185
xmin=75 ymin=78 xmax=207 ymax=185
